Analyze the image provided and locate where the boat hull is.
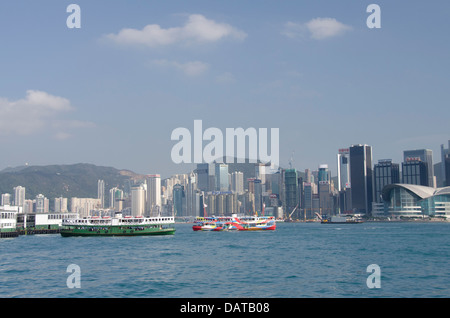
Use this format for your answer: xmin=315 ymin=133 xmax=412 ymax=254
xmin=61 ymin=226 xmax=175 ymax=237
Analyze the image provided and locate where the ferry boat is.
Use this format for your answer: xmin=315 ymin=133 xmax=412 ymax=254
xmin=61 ymin=213 xmax=176 ymax=237
xmin=192 ymin=214 xmax=276 ymax=231
xmin=321 ymin=214 xmax=363 ymax=224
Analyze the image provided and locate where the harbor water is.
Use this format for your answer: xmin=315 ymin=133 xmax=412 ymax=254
xmin=1 ymin=222 xmax=449 ymax=298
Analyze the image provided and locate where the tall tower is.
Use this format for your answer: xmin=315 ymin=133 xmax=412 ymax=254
xmin=349 ymin=144 xmax=373 ymax=214
xmin=215 ymin=163 xmax=229 ymax=191
xmin=403 ymin=149 xmax=434 ymax=187
xmin=373 ymin=159 xmax=400 ymax=202
xmin=97 ymin=180 xmax=105 ymax=208
xmin=131 ymin=185 xmax=146 ymax=217
xmin=146 ymin=174 xmax=161 ymax=216
xmin=337 ymin=148 xmax=350 ymax=191
xmin=14 ymin=186 xmax=26 ymax=207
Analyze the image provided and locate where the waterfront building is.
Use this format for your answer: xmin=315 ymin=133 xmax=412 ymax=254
xmin=402 ymin=158 xmax=428 ymax=186
xmin=445 ymin=154 xmax=450 ymax=187
xmin=146 ymin=174 xmax=161 ymax=216
xmin=373 ymin=159 xmax=400 ymax=203
xmin=381 ymin=184 xmax=450 ymax=219
xmin=349 ymin=144 xmax=373 ymax=214
xmin=14 ymin=186 xmax=26 ymax=207
xmin=337 ymin=148 xmax=350 ymax=192
xmin=403 ymin=149 xmax=434 ymax=187
xmin=441 ymin=141 xmax=450 ymax=186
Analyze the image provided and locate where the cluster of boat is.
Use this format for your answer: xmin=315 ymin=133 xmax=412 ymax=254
xmin=192 ymin=214 xmax=276 ymax=231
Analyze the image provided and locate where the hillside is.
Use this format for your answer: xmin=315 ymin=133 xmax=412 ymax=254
xmin=0 ymin=163 xmax=143 ymax=201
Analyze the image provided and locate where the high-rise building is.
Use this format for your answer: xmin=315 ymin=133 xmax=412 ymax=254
xmin=54 ymin=196 xmax=68 ymax=212
xmin=403 ymin=149 xmax=434 ymax=187
xmin=441 ymin=141 xmax=450 ymax=186
xmin=318 ymin=164 xmax=330 ymax=182
xmin=109 ymin=187 xmax=124 ymax=209
xmin=445 ymin=154 xmax=450 ymax=187
xmin=1 ymin=193 xmax=11 ymax=206
xmin=283 ymin=169 xmax=299 ymax=218
xmin=14 ymin=186 xmax=26 ymax=207
xmin=98 ymin=180 xmax=105 ymax=208
xmin=131 ymin=185 xmax=146 ymax=217
xmin=373 ymin=159 xmax=400 ymax=203
xmin=337 ymin=148 xmax=350 ymax=191
xmin=35 ymin=194 xmax=49 ymax=213
xmin=215 ymin=164 xmax=229 ymax=191
xmin=146 ymin=174 xmax=161 ymax=215
xmin=231 ymin=171 xmax=244 ymax=194
xmin=349 ymin=144 xmax=373 ymax=214
xmin=71 ymin=197 xmax=101 ymax=217
xmin=173 ymin=184 xmax=184 ymax=216
xmin=402 ymin=158 xmax=428 ymax=186
xmin=195 ymin=163 xmax=209 ymax=191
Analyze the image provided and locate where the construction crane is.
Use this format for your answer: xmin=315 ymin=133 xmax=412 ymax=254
xmin=286 ymin=204 xmax=298 ymax=222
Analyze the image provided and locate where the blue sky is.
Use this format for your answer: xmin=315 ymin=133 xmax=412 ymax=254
xmin=0 ymin=1 xmax=449 ymax=178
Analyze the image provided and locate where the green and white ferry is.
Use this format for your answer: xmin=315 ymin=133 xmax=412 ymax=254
xmin=61 ymin=212 xmax=175 ymax=237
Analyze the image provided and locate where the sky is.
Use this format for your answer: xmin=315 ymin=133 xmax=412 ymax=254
xmin=0 ymin=0 xmax=449 ymax=178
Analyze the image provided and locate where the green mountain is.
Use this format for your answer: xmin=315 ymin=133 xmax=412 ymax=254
xmin=0 ymin=163 xmax=143 ymax=201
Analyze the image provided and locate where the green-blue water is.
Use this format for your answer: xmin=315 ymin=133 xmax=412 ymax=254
xmin=1 ymin=222 xmax=449 ymax=298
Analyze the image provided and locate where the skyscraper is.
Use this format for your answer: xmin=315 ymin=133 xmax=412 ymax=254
xmin=97 ymin=180 xmax=105 ymax=208
xmin=109 ymin=187 xmax=124 ymax=210
xmin=283 ymin=169 xmax=299 ymax=218
xmin=349 ymin=144 xmax=373 ymax=214
xmin=195 ymin=163 xmax=209 ymax=191
xmin=402 ymin=158 xmax=428 ymax=186
xmin=231 ymin=171 xmax=244 ymax=194
xmin=14 ymin=186 xmax=26 ymax=207
xmin=146 ymin=174 xmax=161 ymax=215
xmin=373 ymin=159 xmax=400 ymax=203
xmin=131 ymin=185 xmax=146 ymax=217
xmin=215 ymin=163 xmax=229 ymax=191
xmin=337 ymin=148 xmax=350 ymax=191
xmin=441 ymin=141 xmax=450 ymax=186
xmin=403 ymin=149 xmax=434 ymax=187
xmin=173 ymin=184 xmax=184 ymax=216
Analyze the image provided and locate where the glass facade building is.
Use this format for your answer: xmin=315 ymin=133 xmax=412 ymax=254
xmin=403 ymin=149 xmax=434 ymax=187
xmin=350 ymin=144 xmax=373 ymax=214
xmin=373 ymin=159 xmax=400 ymax=203
xmin=381 ymin=184 xmax=450 ymax=219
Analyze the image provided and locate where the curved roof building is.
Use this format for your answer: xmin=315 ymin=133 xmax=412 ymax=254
xmin=380 ymin=184 xmax=450 ymax=219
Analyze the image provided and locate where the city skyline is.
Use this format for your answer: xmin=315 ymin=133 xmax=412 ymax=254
xmin=0 ymin=1 xmax=449 ymax=178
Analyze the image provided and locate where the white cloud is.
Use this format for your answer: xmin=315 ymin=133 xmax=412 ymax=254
xmin=215 ymin=72 xmax=235 ymax=84
xmin=283 ymin=18 xmax=352 ymax=40
xmin=0 ymin=90 xmax=93 ymax=138
xmin=106 ymin=14 xmax=247 ymax=47
xmin=152 ymin=59 xmax=210 ymax=77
